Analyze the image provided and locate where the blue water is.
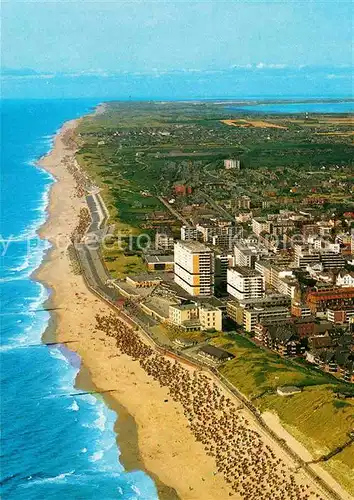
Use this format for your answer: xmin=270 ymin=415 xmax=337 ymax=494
xmin=0 ymin=99 xmax=158 ymax=499
xmin=228 ymin=100 xmax=354 ymax=114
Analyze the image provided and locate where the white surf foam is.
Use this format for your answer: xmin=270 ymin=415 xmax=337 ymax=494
xmin=89 ymin=450 xmax=104 ymax=463
xmin=21 ymin=470 xmax=75 ymax=487
xmin=68 ymin=400 xmax=80 ymax=412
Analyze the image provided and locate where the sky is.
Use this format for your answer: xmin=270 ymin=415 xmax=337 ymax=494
xmin=2 ymin=0 xmax=353 ymax=74
xmin=1 ymin=0 xmax=353 ymax=99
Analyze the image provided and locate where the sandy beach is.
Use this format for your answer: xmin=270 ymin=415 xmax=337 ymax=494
xmin=35 ymin=117 xmax=350 ymax=500
xmin=36 ymin=118 xmax=234 ymax=499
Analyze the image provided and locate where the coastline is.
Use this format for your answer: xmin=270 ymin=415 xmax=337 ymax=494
xmin=34 ymin=117 xmax=231 ymax=499
xmin=34 ymin=118 xmax=178 ymax=499
xmin=33 ymin=113 xmax=352 ymax=500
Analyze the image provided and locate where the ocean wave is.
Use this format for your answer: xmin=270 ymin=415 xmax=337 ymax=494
xmin=9 ymin=253 xmax=32 ymax=273
xmin=68 ymin=400 xmax=80 ymax=412
xmin=2 ymin=180 xmax=53 ymax=242
xmin=131 ymin=484 xmax=142 ymax=497
xmin=21 ymin=470 xmax=76 ymax=487
xmin=28 ymin=283 xmax=50 ymax=312
xmin=83 ymin=406 xmax=107 ymax=432
xmin=89 ymin=450 xmax=104 ymax=463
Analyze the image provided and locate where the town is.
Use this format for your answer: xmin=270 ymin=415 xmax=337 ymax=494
xmin=71 ymin=100 xmax=354 ymax=494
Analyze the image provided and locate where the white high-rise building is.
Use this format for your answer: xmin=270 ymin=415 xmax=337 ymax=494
xmin=234 ymin=241 xmax=268 ymax=268
xmin=227 ymin=266 xmax=265 ymax=301
xmin=174 ymin=241 xmax=215 ymax=296
xmin=181 ymin=226 xmax=199 ymax=241
xmin=252 ymin=217 xmax=268 ymax=237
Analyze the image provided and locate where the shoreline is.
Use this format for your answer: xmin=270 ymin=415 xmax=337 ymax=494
xmin=33 ymin=117 xmax=190 ymax=499
xmin=34 ymin=118 xmax=179 ymax=499
xmin=33 ymin=112 xmax=351 ymax=500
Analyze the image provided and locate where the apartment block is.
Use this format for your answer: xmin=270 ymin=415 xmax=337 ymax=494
xmin=252 ymin=217 xmax=268 ymax=237
xmin=155 ymin=227 xmax=174 ymax=250
xmin=181 ymin=225 xmax=199 ymax=241
xmin=227 ymin=266 xmax=265 ymax=301
xmin=243 ymin=306 xmax=290 ymax=332
xmin=234 ymin=241 xmax=268 ymax=268
xmin=320 ymin=251 xmax=345 ymax=270
xmin=294 ymin=245 xmax=320 ymax=269
xmin=174 ymin=241 xmax=215 ymax=296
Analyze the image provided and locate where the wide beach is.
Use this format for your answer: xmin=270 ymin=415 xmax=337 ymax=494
xmin=35 ymin=115 xmax=350 ymax=500
xmin=36 ymin=118 xmax=235 ymax=499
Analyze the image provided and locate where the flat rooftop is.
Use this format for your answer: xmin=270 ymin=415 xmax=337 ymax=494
xmin=145 ymin=254 xmax=174 ymax=263
xmin=170 ymin=303 xmax=197 ymax=311
xmin=175 ymin=240 xmax=212 ymax=253
xmin=230 ymin=266 xmax=263 ymax=277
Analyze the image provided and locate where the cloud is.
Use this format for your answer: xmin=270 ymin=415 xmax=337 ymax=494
xmin=231 ymin=63 xmax=289 ymax=70
xmin=256 ymin=62 xmax=288 ymax=69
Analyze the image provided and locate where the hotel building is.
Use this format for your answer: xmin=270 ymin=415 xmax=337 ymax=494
xmin=174 ymin=241 xmax=215 ymax=296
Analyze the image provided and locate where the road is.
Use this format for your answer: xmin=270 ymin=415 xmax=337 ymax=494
xmin=156 ymin=195 xmax=192 ymax=227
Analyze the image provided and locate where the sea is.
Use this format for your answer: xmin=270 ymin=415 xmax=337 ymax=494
xmin=0 ymin=99 xmax=158 ymax=499
xmin=0 ymin=97 xmax=351 ymax=500
xmin=227 ymin=100 xmax=354 ymax=114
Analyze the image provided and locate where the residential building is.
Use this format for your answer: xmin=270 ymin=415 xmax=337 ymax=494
xmin=255 ymin=261 xmax=298 ymax=298
xmin=174 ymin=240 xmax=214 ymax=296
xmin=197 ymin=223 xmax=238 ymax=248
xmin=327 ymin=308 xmax=354 ymax=324
xmin=320 ymin=251 xmax=345 ymax=270
xmin=169 ymin=303 xmax=198 ymax=326
xmin=336 ymin=271 xmax=354 ymax=288
xmin=318 ymin=224 xmax=332 ymax=237
xmin=234 ymin=241 xmax=268 ymax=268
xmin=199 ymin=304 xmax=223 ymax=331
xmin=277 ymin=276 xmax=298 ymax=299
xmin=306 ymin=287 xmax=354 ymax=314
xmin=236 ymin=196 xmax=251 ymax=210
xmin=224 ymin=159 xmax=240 ymax=170
xmin=181 ymin=225 xmax=199 ymax=241
xmin=215 ymin=252 xmax=234 ymax=286
xmin=226 ymin=300 xmax=245 ymax=325
xmin=254 ymin=322 xmax=305 ymax=356
xmin=291 ymin=302 xmax=312 ymax=318
xmin=226 ymin=294 xmax=291 ymax=328
xmin=255 ymin=260 xmax=273 ymax=285
xmin=197 ymin=345 xmax=234 ymax=363
xmin=244 ymin=306 xmax=290 ymax=332
xmin=252 ymin=217 xmax=268 ymax=237
xmin=227 ymin=266 xmax=265 ymax=301
xmin=155 ymin=227 xmax=174 ymax=250
xmin=294 ymin=245 xmax=320 ymax=269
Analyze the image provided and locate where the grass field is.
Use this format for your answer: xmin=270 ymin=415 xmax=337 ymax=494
xmin=102 ymin=245 xmax=146 ymax=279
xmin=323 ymin=445 xmax=354 ymax=496
xmin=221 ymin=118 xmax=288 ymax=129
xmin=211 ymin=333 xmax=354 ymax=493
